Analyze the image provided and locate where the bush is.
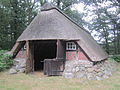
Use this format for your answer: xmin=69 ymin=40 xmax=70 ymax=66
xmin=0 ymin=50 xmax=14 ymax=71
xmin=111 ymin=55 xmax=120 ymax=62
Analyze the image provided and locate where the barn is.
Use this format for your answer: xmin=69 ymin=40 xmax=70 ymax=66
xmin=10 ymin=3 xmax=115 ymax=80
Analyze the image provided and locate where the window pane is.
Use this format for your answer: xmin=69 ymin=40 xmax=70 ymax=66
xmin=66 ymin=42 xmax=76 ymax=50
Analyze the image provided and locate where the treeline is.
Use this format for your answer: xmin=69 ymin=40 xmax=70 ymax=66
xmin=0 ymin=0 xmax=120 ymax=55
xmin=83 ymin=0 xmax=120 ymax=55
xmin=0 ymin=0 xmax=39 ymax=50
xmin=0 ymin=0 xmax=85 ymax=50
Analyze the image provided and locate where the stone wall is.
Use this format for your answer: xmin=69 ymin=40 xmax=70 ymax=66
xmin=9 ymin=58 xmax=26 ymax=74
xmin=63 ymin=59 xmax=117 ymax=80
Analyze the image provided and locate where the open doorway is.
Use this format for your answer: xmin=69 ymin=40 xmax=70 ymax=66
xmin=34 ymin=40 xmax=57 ymax=71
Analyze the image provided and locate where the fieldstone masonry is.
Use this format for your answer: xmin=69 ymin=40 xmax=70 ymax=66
xmin=9 ymin=57 xmax=117 ymax=80
xmin=63 ymin=60 xmax=117 ymax=80
xmin=9 ymin=58 xmax=26 ymax=74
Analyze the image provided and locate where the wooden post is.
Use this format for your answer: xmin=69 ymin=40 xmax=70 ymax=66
xmin=31 ymin=42 xmax=34 ymax=72
xmin=56 ymin=40 xmax=65 ymax=60
xmin=56 ymin=40 xmax=65 ymax=74
xmin=25 ymin=41 xmax=34 ymax=74
xmin=25 ymin=41 xmax=29 ymax=73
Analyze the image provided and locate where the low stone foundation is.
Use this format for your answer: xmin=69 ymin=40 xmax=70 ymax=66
xmin=63 ymin=60 xmax=117 ymax=80
xmin=9 ymin=58 xmax=26 ymax=74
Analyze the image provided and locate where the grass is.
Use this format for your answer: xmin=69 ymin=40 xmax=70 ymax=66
xmin=0 ymin=64 xmax=120 ymax=90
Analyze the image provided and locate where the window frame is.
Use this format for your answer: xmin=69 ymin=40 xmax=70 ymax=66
xmin=66 ymin=42 xmax=76 ymax=50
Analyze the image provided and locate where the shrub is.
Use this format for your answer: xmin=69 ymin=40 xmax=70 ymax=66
xmin=0 ymin=50 xmax=14 ymax=71
xmin=111 ymin=55 xmax=120 ymax=62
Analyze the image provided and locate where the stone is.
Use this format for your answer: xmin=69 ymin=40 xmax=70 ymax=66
xmin=84 ymin=64 xmax=93 ymax=68
xmin=87 ymin=74 xmax=96 ymax=80
xmin=94 ymin=68 xmax=101 ymax=73
xmin=65 ymin=68 xmax=72 ymax=72
xmin=75 ymin=72 xmax=86 ymax=78
xmin=103 ymin=75 xmax=109 ymax=79
xmin=87 ymin=73 xmax=93 ymax=78
xmin=96 ymin=76 xmax=103 ymax=80
xmin=97 ymin=72 xmax=104 ymax=77
xmin=87 ymin=68 xmax=94 ymax=72
xmin=64 ymin=73 xmax=74 ymax=78
xmin=18 ymin=68 xmax=25 ymax=73
xmin=19 ymin=59 xmax=26 ymax=67
xmin=9 ymin=68 xmax=17 ymax=74
xmin=80 ymin=67 xmax=85 ymax=71
xmin=101 ymin=67 xmax=105 ymax=71
xmin=62 ymin=59 xmax=117 ymax=80
xmin=16 ymin=65 xmax=20 ymax=70
xmin=75 ymin=67 xmax=79 ymax=72
xmin=9 ymin=58 xmax=26 ymax=74
xmin=106 ymin=72 xmax=112 ymax=76
xmin=72 ymin=68 xmax=76 ymax=73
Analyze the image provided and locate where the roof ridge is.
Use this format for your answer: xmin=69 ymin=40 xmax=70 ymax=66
xmin=41 ymin=3 xmax=56 ymax=11
xmin=55 ymin=8 xmax=90 ymax=34
xmin=41 ymin=3 xmax=90 ymax=34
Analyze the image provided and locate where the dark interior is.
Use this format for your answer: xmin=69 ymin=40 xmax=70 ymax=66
xmin=34 ymin=40 xmax=57 ymax=71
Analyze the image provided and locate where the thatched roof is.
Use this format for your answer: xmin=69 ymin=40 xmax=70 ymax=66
xmin=17 ymin=3 xmax=108 ymax=61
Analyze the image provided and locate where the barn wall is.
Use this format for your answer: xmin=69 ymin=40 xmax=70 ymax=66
xmin=16 ymin=50 xmax=26 ymax=58
xmin=66 ymin=45 xmax=89 ymax=60
xmin=16 ymin=41 xmax=89 ymax=60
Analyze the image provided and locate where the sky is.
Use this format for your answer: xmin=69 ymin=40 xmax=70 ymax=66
xmin=46 ymin=0 xmax=117 ymax=43
xmin=71 ymin=3 xmax=93 ymax=21
xmin=72 ymin=1 xmax=117 ymax=43
xmin=47 ymin=1 xmax=101 ymax=41
xmin=71 ymin=3 xmax=99 ymax=40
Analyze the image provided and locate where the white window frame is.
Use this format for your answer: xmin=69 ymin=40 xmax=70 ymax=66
xmin=66 ymin=42 xmax=76 ymax=50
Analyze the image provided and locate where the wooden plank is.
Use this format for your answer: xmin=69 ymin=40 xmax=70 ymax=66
xmin=11 ymin=41 xmax=26 ymax=58
xmin=44 ymin=60 xmax=46 ymax=75
xmin=44 ymin=59 xmax=65 ymax=76
xmin=51 ymin=60 xmax=64 ymax=76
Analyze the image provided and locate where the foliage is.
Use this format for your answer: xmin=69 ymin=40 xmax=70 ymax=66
xmin=0 ymin=0 xmax=83 ymax=50
xmin=0 ymin=0 xmax=38 ymax=50
xmin=111 ymin=55 xmax=120 ymax=62
xmin=0 ymin=50 xmax=13 ymax=71
xmin=0 ymin=0 xmax=120 ymax=55
xmin=81 ymin=0 xmax=120 ymax=54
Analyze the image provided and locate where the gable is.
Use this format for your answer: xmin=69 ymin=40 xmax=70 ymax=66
xmin=17 ymin=9 xmax=82 ymax=41
xmin=17 ymin=7 xmax=108 ymax=61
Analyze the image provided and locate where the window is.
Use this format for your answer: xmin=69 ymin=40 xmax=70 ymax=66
xmin=66 ymin=42 xmax=76 ymax=50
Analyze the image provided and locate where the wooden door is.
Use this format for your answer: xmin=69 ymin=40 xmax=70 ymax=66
xmin=44 ymin=59 xmax=64 ymax=76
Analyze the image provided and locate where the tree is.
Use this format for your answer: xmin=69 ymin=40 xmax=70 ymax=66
xmin=0 ymin=0 xmax=86 ymax=50
xmin=80 ymin=0 xmax=120 ymax=54
xmin=0 ymin=0 xmax=38 ymax=50
xmin=51 ymin=0 xmax=86 ymax=26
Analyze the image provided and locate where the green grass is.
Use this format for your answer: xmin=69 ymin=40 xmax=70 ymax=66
xmin=0 ymin=64 xmax=120 ymax=90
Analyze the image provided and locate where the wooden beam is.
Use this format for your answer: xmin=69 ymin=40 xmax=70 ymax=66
xmin=11 ymin=41 xmax=25 ymax=58
xmin=56 ymin=40 xmax=65 ymax=60
xmin=25 ymin=41 xmax=31 ymax=74
xmin=25 ymin=41 xmax=34 ymax=74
